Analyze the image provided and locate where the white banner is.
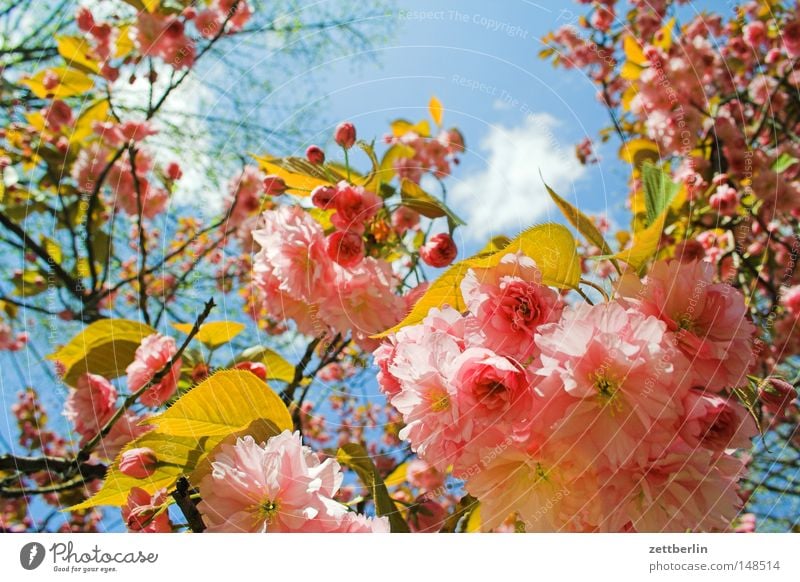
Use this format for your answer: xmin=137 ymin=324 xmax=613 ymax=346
xmin=1 ymin=534 xmax=797 ymax=581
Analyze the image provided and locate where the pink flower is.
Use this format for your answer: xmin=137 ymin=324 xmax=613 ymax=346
xmin=63 ymin=374 xmax=118 ymax=445
xmin=76 ymin=7 xmax=95 ymax=32
xmin=420 ymin=233 xmax=458 ymax=268
xmin=132 ymin=13 xmax=196 ymax=69
xmin=198 ymin=431 xmax=382 ymax=532
xmin=735 ymin=513 xmax=756 ymax=533
xmin=319 ymin=258 xmax=405 ymax=350
xmin=306 ymin=145 xmax=325 ymax=165
xmin=126 ymin=334 xmax=181 ymax=407
xmin=252 ymin=206 xmax=333 ymax=301
xmin=782 ymin=285 xmax=800 ymax=317
xmin=233 ymin=361 xmax=268 ymax=380
xmin=408 ymin=496 xmax=446 ymax=532
xmin=227 ymin=165 xmax=265 ymax=225
xmin=119 ymin=448 xmax=158 ymax=479
xmin=406 ymin=458 xmax=445 ymax=492
xmin=461 ymin=252 xmax=562 ymax=361
xmin=72 ymin=144 xmax=109 ymax=194
xmin=165 ymin=161 xmax=183 ymax=181
xmin=42 ymin=100 xmax=72 ymax=132
xmin=782 ymin=20 xmax=800 ymax=57
xmin=621 ymin=443 xmax=745 ymax=532
xmin=262 ymin=175 xmax=287 ymax=195
xmin=617 ymin=259 xmax=755 ymax=392
xmin=326 ymin=230 xmax=364 ymax=267
xmin=97 ymin=412 xmax=152 ymax=462
xmin=311 ymin=185 xmax=336 ymax=209
xmin=123 ymin=487 xmax=172 ymax=533
xmin=330 ymin=182 xmax=382 ymax=234
xmin=334 ymin=122 xmax=357 ymax=149
xmin=759 ymin=377 xmax=796 ymax=417
xmin=709 ymin=184 xmax=739 ymax=215
xmin=679 ymin=389 xmax=756 ymax=451
xmin=392 ymin=206 xmax=420 ymax=234
xmin=532 ymin=302 xmax=687 ymax=467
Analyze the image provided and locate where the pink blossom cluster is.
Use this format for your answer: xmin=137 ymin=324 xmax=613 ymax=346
xmin=376 ymin=255 xmax=759 ymax=531
xmin=251 ymin=205 xmax=405 ymax=349
xmin=0 ymin=321 xmax=28 ymax=351
xmin=196 ymin=431 xmax=389 ymax=532
xmin=385 ymin=127 xmax=465 ymax=184
xmin=71 ymin=121 xmax=173 ymax=219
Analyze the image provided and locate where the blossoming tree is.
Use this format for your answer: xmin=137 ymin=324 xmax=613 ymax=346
xmin=0 ymin=0 xmax=797 ymax=533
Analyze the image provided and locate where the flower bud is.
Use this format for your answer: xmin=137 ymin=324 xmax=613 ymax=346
xmin=306 ymin=145 xmax=325 ymax=165
xmin=420 ymin=233 xmax=458 ymax=268
xmin=759 ymin=377 xmax=796 ymax=417
xmin=311 ymin=185 xmax=336 ymax=209
xmin=234 ymin=361 xmax=268 ymax=380
xmin=263 ymin=175 xmax=287 ymax=195
xmin=334 ymin=122 xmax=356 ymax=149
xmin=119 ymin=447 xmax=158 ymax=479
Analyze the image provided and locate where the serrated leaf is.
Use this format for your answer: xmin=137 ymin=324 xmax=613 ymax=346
xmin=429 ymin=96 xmax=444 ymax=126
xmin=375 ymin=222 xmax=580 ymax=337
xmin=56 ymin=35 xmax=100 ymax=74
xmin=336 ymin=443 xmax=409 ymax=533
xmin=68 ymin=432 xmax=203 ymax=510
xmin=252 ymin=154 xmax=336 ymax=195
xmin=229 ymin=345 xmax=295 ymax=383
xmin=641 ymin=162 xmax=680 ymax=226
xmin=543 ymin=180 xmax=613 ymax=255
xmin=400 ymin=178 xmax=464 ymax=227
xmin=146 ymin=369 xmax=292 ymax=437
xmin=172 ymin=320 xmax=245 ymax=349
xmin=21 ymin=67 xmax=94 ymax=99
xmin=48 ymin=319 xmax=157 ymax=386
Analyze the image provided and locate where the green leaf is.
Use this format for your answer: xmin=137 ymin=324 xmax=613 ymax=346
xmin=400 ymin=178 xmax=464 ymax=228
xmin=147 ymin=369 xmax=292 ymax=437
xmin=172 ymin=320 xmax=245 ymax=349
xmin=641 ymin=162 xmax=680 ymax=226
xmin=228 ymin=345 xmax=295 ymax=383
xmin=48 ymin=319 xmax=157 ymax=386
xmin=336 ymin=443 xmax=409 ymax=533
xmin=772 ymin=153 xmax=798 ymax=174
xmin=543 ymin=179 xmax=613 ymax=256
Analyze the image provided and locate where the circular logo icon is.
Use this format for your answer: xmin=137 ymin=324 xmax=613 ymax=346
xmin=20 ymin=542 xmax=46 ymax=570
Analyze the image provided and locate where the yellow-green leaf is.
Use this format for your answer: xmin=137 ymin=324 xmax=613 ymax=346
xmin=543 ymin=180 xmax=613 ymax=255
xmin=147 ymin=369 xmax=292 ymax=437
xmin=400 ymin=178 xmax=464 ymax=227
xmin=613 ymin=212 xmax=667 ymax=271
xmin=384 ymin=462 xmax=408 ymax=488
xmin=390 ymin=119 xmax=431 ymax=138
xmin=374 ymin=222 xmax=580 ymax=337
xmin=56 ymin=35 xmax=100 ymax=74
xmin=68 ymin=432 xmax=202 ymax=510
xmin=172 ymin=320 xmax=245 ymax=349
xmin=252 ymin=154 xmax=334 ymax=195
xmin=48 ymin=319 xmax=157 ymax=386
xmin=466 ymin=504 xmax=481 ymax=533
xmin=21 ymin=67 xmax=94 ymax=99
xmin=337 ymin=443 xmax=409 ymax=533
xmin=623 ymin=35 xmax=647 ymax=66
xmin=230 ymin=345 xmax=295 ymax=383
xmin=429 ymin=96 xmax=444 ymax=126
xmin=379 ymin=143 xmax=416 ymax=182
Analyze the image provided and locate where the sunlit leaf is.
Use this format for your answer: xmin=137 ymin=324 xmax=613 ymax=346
xmin=543 ymin=180 xmax=613 ymax=256
xmin=618 ymin=138 xmax=661 ymax=170
xmin=641 ymin=161 xmax=680 ymax=226
xmin=56 ymin=35 xmax=100 ymax=74
xmin=400 ymin=178 xmax=464 ymax=229
xmin=252 ymin=154 xmax=334 ymax=195
xmin=21 ymin=67 xmax=94 ymax=99
xmin=172 ymin=320 xmax=245 ymax=349
xmin=48 ymin=319 xmax=157 ymax=386
xmin=229 ymin=345 xmax=295 ymax=383
xmin=147 ymin=369 xmax=292 ymax=437
xmin=429 ymin=95 xmax=444 ymax=126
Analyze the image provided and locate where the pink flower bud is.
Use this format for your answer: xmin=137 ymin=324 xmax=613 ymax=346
xmin=263 ymin=175 xmax=287 ymax=195
xmin=311 ymin=185 xmax=336 ymax=209
xmin=305 ymin=145 xmax=325 ymax=165
xmin=326 ymin=230 xmax=365 ymax=267
xmin=42 ymin=71 xmax=60 ymax=91
xmin=76 ymin=7 xmax=95 ymax=32
xmin=334 ymin=121 xmax=356 ymax=149
xmin=119 ymin=448 xmax=158 ymax=479
xmin=420 ymin=233 xmax=458 ymax=268
xmin=760 ymin=377 xmax=796 ymax=417
xmin=234 ymin=361 xmax=268 ymax=380
xmin=165 ymin=162 xmax=183 ymax=181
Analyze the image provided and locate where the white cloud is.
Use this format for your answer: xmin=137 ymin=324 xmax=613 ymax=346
xmin=450 ymin=114 xmax=586 ymax=241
